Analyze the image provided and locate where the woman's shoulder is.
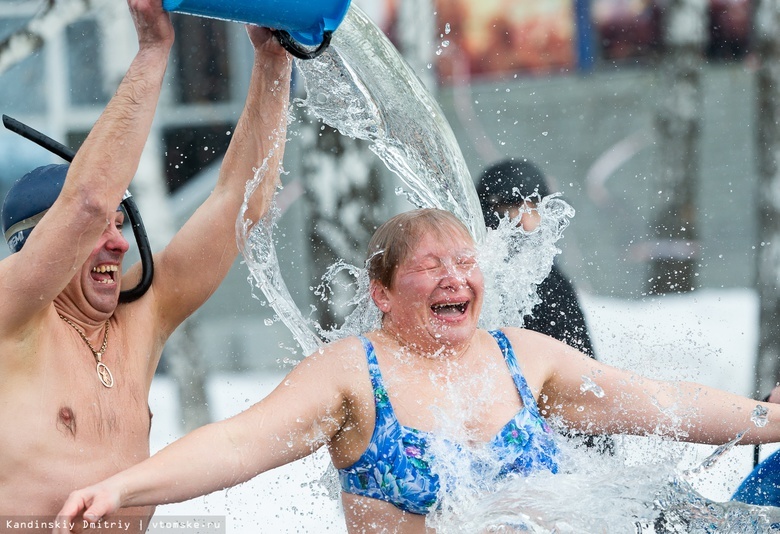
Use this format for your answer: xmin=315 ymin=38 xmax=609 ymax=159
xmin=497 ymin=326 xmax=594 ymax=378
xmin=297 ymin=335 xmax=370 ymax=375
xmin=310 ymin=335 xmax=367 ymax=357
xmin=496 ymin=326 xmax=575 ymax=367
xmin=279 ymin=336 xmax=373 ymax=403
xmin=497 ymin=326 xmax=552 ymax=345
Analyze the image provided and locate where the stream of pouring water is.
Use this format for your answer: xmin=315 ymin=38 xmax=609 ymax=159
xmin=237 ymin=5 xmax=573 ymax=355
xmin=236 ymin=5 xmax=780 ymax=532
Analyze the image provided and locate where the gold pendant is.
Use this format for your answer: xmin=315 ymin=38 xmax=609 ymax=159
xmin=97 ymin=362 xmax=114 ymax=388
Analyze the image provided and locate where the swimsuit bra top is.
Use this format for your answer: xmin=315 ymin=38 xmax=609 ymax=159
xmin=338 ymin=330 xmax=559 ymax=515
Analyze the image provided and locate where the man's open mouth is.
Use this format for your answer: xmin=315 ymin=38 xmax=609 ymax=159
xmin=91 ymin=264 xmax=118 ymax=284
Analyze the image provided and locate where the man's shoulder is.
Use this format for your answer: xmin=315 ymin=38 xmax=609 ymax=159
xmin=0 ymin=305 xmax=51 ymax=362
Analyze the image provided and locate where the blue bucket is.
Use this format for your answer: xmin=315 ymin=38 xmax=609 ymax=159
xmin=163 ymin=0 xmax=351 ymax=50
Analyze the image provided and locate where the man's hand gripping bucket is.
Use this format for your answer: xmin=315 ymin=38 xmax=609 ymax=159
xmin=162 ymin=0 xmax=352 ymax=59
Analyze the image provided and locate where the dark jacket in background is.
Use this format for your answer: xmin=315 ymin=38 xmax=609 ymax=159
xmin=524 ymin=264 xmax=595 ymax=358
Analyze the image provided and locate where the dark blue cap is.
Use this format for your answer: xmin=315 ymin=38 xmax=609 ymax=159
xmin=1 ymin=163 xmax=68 ymax=253
xmin=477 ymin=159 xmax=551 ymax=230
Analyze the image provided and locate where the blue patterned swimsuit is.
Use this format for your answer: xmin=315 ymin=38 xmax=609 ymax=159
xmin=338 ymin=330 xmax=559 ymax=515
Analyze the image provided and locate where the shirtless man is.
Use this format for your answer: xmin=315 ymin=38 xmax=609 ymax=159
xmin=0 ymin=0 xmax=290 ymax=530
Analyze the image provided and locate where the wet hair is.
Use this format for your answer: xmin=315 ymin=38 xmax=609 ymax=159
xmin=366 ymin=208 xmax=473 ymax=289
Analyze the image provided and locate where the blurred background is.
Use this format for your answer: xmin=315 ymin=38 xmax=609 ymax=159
xmin=0 ymin=0 xmax=776 ymax=431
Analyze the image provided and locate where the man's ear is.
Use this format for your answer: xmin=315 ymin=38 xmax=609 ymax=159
xmin=370 ymin=279 xmax=391 ymax=313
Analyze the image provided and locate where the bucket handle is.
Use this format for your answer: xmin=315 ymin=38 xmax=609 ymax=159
xmin=273 ymin=30 xmax=333 ymax=60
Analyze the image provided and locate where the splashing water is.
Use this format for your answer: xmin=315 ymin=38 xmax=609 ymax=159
xmin=239 ymin=4 xmax=573 ymax=350
xmin=752 ymin=405 xmax=769 ymax=428
xmin=235 ymin=4 xmax=779 ymax=533
xmin=580 ymin=375 xmax=605 ymax=398
xmin=477 ymin=197 xmax=574 ymax=329
xmin=684 ymin=432 xmax=746 ymax=477
xmin=427 ymin=434 xmax=780 ymax=533
xmin=294 ymin=6 xmax=484 ymax=240
xmin=429 ymin=440 xmax=669 ymax=533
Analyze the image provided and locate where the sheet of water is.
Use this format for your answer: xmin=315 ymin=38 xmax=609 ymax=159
xmin=238 ymin=4 xmax=573 ymax=351
xmin=235 ymin=4 xmax=780 ymax=532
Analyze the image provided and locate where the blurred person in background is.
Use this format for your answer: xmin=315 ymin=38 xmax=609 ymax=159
xmin=477 ymin=158 xmax=595 ymax=358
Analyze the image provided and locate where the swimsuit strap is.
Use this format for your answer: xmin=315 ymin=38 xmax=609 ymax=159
xmin=357 ymin=336 xmax=390 ymax=411
xmin=342 ymin=336 xmax=440 ymax=516
xmin=488 ymin=330 xmax=540 ymax=416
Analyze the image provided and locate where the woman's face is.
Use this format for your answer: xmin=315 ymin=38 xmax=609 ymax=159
xmin=373 ymin=228 xmax=484 ymax=351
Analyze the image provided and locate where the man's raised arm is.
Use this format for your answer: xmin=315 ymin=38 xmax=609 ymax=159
xmin=147 ymin=26 xmax=292 ymax=334
xmin=0 ymin=0 xmax=174 ymax=332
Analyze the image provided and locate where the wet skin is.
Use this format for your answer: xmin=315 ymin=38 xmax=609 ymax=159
xmin=52 ymin=211 xmax=780 ymax=534
xmin=8 ymin=3 xmax=290 ymax=531
xmin=334 ymin=229 xmax=532 ymax=532
xmin=0 ymin=214 xmax=155 ymax=528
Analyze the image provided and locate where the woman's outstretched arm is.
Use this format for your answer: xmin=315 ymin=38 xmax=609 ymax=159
xmin=506 ymin=327 xmax=780 ymax=445
xmin=53 ymin=340 xmax=361 ymax=531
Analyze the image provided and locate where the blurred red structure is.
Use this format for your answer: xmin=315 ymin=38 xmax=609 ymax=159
xmin=369 ymin=0 xmax=754 ymax=83
xmin=434 ymin=0 xmax=576 ymax=83
xmin=592 ymin=0 xmax=752 ymax=61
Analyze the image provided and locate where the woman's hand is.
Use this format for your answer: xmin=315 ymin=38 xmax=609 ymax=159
xmin=53 ymin=482 xmax=122 ymax=534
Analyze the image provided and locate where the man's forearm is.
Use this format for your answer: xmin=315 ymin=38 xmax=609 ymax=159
xmin=217 ymin=31 xmax=291 ymax=222
xmin=65 ymin=40 xmax=172 ymax=217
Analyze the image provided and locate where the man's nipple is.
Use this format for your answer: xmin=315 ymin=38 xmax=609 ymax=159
xmin=57 ymin=406 xmax=76 ymax=437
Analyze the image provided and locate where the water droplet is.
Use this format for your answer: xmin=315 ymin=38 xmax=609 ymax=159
xmin=542 ymin=131 xmax=549 ymax=136
xmin=264 ymin=318 xmax=274 ymax=326
xmin=445 ymin=23 xmax=451 ymax=34
xmin=751 ymin=404 xmax=769 ymax=428
xmin=580 ymin=376 xmax=605 ymax=398
xmin=427 ymin=63 xmax=433 ymax=69
xmin=442 ymin=40 xmax=450 ymax=48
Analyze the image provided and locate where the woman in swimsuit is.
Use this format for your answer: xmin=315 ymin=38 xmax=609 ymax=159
xmin=55 ymin=208 xmax=780 ymax=533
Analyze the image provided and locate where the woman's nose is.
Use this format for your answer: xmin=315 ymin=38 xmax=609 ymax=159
xmin=439 ymin=264 xmax=466 ymax=288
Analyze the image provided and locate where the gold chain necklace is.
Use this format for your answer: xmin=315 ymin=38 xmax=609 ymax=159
xmin=58 ymin=314 xmax=114 ymax=388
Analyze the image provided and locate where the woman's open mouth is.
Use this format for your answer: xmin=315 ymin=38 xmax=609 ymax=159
xmin=430 ymin=301 xmax=469 ymax=319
